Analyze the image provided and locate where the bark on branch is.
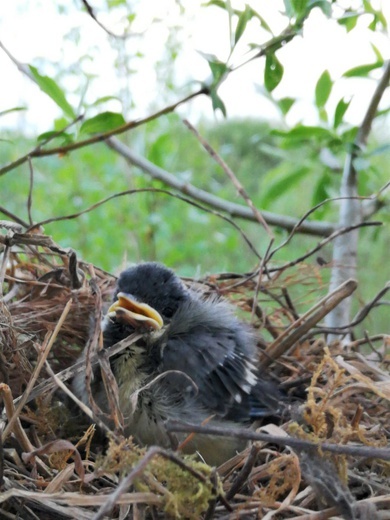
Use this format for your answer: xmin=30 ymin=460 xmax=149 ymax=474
xmin=106 ymin=136 xmax=335 ymax=237
xmin=325 ymin=61 xmax=390 ymax=338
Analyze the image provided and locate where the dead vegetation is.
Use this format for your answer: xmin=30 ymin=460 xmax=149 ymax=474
xmin=0 ymin=228 xmax=389 ymax=520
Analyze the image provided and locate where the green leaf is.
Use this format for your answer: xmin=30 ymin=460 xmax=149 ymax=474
xmin=340 ymin=126 xmax=358 ymax=143
xmin=376 ymin=105 xmax=390 ymax=118
xmin=199 ymin=52 xmax=229 ymax=86
xmin=312 ymin=171 xmax=332 ymax=206
xmin=337 ymin=11 xmax=358 ymax=32
xmin=247 ymin=7 xmax=272 ymax=33
xmin=291 ymin=0 xmax=309 ymax=17
xmin=234 ymin=5 xmax=251 ymax=44
xmin=278 ymin=97 xmax=295 ymax=115
xmin=308 ymin=0 xmax=331 ymax=17
xmin=343 ymin=61 xmax=383 ymax=77
xmin=261 ymin=166 xmax=311 ymax=207
xmin=315 ymin=70 xmax=332 ymax=108
xmin=319 ymin=107 xmax=328 ymax=123
xmin=264 ymin=53 xmax=284 ymax=92
xmin=0 ymin=106 xmax=27 ymax=117
xmin=333 ymin=97 xmax=351 ymax=128
xmin=376 ymin=10 xmax=387 ymax=29
xmin=37 ymin=130 xmax=74 ymax=144
xmin=79 ymin=112 xmax=126 ymax=134
xmin=272 ymin=125 xmax=334 ymax=141
xmin=29 ymin=65 xmax=76 ymax=119
xmin=283 ymin=0 xmax=295 ymax=18
xmin=90 ymin=95 xmax=121 ymax=107
xmin=107 ymin=0 xmax=127 ymax=6
xmin=210 ymin=89 xmax=227 ymax=117
xmin=363 ymin=0 xmax=375 ymax=14
xmin=202 ymin=0 xmax=226 ymax=9
xmin=371 ymin=43 xmax=383 ymax=62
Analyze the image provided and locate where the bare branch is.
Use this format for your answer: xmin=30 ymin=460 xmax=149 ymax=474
xmin=0 ymin=114 xmax=84 ymax=177
xmin=267 ymin=220 xmax=382 ymax=273
xmin=81 ymin=0 xmax=134 ymax=40
xmin=106 ymin=136 xmax=335 ymax=237
xmin=166 ymin=421 xmax=390 ymax=461
xmin=357 ymin=60 xmax=390 ymax=147
xmin=260 ymin=279 xmax=358 ymax=369
xmin=183 ymin=119 xmax=273 ymax=237
xmin=26 ymin=187 xmax=262 ymax=260
xmin=326 ymin=61 xmax=390 ymax=336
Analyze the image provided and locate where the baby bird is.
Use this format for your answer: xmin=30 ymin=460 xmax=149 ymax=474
xmin=75 ymin=262 xmax=281 ymax=465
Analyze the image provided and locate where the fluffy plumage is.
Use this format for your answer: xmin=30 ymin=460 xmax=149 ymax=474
xmin=75 ymin=262 xmax=281 ymax=465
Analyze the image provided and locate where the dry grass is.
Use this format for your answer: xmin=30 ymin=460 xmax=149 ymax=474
xmin=0 ymin=231 xmax=389 ymax=519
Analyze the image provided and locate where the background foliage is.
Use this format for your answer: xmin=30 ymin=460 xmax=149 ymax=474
xmin=1 ymin=0 xmax=389 ymax=333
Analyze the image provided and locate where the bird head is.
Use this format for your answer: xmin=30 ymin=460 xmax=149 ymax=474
xmin=106 ymin=263 xmax=189 ymax=332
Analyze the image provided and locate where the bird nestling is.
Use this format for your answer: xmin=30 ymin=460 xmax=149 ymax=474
xmin=73 ymin=262 xmax=282 ymax=465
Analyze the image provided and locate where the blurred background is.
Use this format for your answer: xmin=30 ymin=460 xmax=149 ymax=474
xmin=0 ymin=0 xmax=389 ymax=333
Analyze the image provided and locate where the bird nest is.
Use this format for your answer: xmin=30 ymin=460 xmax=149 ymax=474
xmin=0 ymin=229 xmax=389 ymax=520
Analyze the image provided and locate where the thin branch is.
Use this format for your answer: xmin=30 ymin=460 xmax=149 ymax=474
xmin=260 ymin=279 xmax=358 ymax=369
xmin=166 ymin=421 xmax=390 ymax=461
xmin=183 ymin=119 xmax=273 ymax=237
xmin=81 ymin=0 xmax=134 ymax=40
xmin=326 ymin=61 xmax=390 ymax=335
xmin=0 ymin=208 xmax=28 ymax=228
xmin=357 ymin=60 xmax=390 ymax=147
xmin=0 ymin=114 xmax=84 ymax=177
xmin=266 ymin=195 xmax=372 ymax=262
xmin=0 ymin=94 xmax=205 ymax=178
xmin=226 ymin=444 xmax=260 ymax=500
xmin=106 ymin=136 xmax=335 ymax=237
xmin=350 ymin=282 xmax=390 ymax=327
xmin=13 ymin=332 xmax=143 ymax=407
xmin=26 ymin=187 xmax=262 ymax=260
xmin=27 ymin=157 xmax=34 ymax=226
xmin=2 ymin=299 xmax=73 ymax=443
xmin=231 ymin=25 xmax=299 ymax=73
xmin=267 ymin=220 xmax=381 ymax=273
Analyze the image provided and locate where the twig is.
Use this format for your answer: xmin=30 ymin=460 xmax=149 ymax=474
xmin=183 ymin=119 xmax=273 ymax=237
xmin=226 ymin=444 xmax=260 ymax=500
xmin=357 ymin=60 xmax=390 ymax=147
xmin=0 ymin=95 xmax=206 ymax=177
xmin=348 ymin=334 xmax=387 ymax=349
xmin=266 ymin=195 xmax=372 ymax=262
xmin=349 ymin=282 xmax=390 ymax=328
xmin=12 ymin=333 xmax=143 ymax=407
xmin=260 ymin=279 xmax=358 ymax=369
xmin=0 ymin=242 xmax=10 ymax=299
xmin=0 ymin=111 xmax=84 ymax=177
xmin=26 ymin=187 xmax=262 ymax=260
xmin=68 ymin=250 xmax=84 ymax=289
xmin=2 ymin=298 xmax=73 ymax=442
xmin=0 ymin=383 xmax=34 ymax=452
xmin=27 ymin=157 xmax=34 ymax=226
xmin=267 ymin=220 xmax=381 ymax=273
xmin=166 ymin=421 xmax=390 ymax=461
xmin=91 ymin=446 xmax=225 ymax=520
xmin=251 ymin=239 xmax=274 ymax=322
xmin=44 ymin=359 xmax=113 ymax=438
xmin=0 ymin=208 xmax=28 ymax=228
xmin=81 ymin=0 xmax=133 ymax=39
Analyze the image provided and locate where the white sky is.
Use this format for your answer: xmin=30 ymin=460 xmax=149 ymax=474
xmin=1 ymin=0 xmax=390 ymax=134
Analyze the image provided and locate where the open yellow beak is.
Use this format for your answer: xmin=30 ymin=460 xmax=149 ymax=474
xmin=107 ymin=292 xmax=164 ymax=331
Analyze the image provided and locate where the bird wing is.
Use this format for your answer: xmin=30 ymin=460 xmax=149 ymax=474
xmin=157 ymin=295 xmax=259 ymax=417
